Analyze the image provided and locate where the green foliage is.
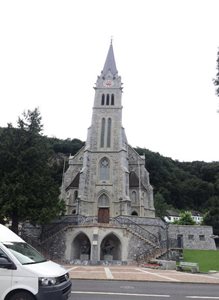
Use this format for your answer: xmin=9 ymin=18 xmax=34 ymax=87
xmin=0 ymin=109 xmax=65 ymax=233
xmin=48 ymin=137 xmax=84 ymax=155
xmin=174 ymin=211 xmax=195 ymax=225
xmin=154 ymin=192 xmax=172 ymax=218
xmin=183 ymin=249 xmax=219 ymax=272
xmin=135 ymin=147 xmax=218 ymax=213
xmin=203 ymin=196 xmax=219 ymax=235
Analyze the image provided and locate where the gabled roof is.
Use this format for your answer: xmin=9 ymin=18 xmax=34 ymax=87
xmin=102 ymin=41 xmax=118 ymax=77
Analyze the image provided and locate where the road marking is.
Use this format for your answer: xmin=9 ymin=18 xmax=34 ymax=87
xmin=186 ymin=297 xmax=219 ymax=299
xmin=104 ymin=267 xmax=114 ymax=279
xmin=71 ymin=291 xmax=170 ymax=297
xmin=136 ymin=268 xmax=180 ymax=282
xmin=66 ymin=266 xmax=79 ymax=272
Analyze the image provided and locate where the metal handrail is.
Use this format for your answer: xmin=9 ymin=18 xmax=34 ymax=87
xmin=114 ymin=216 xmax=159 ymax=245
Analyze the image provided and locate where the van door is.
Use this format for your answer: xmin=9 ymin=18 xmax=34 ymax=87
xmin=0 ymin=247 xmax=13 ymax=300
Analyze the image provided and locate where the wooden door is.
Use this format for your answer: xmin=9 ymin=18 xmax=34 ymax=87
xmin=98 ymin=208 xmax=109 ymax=223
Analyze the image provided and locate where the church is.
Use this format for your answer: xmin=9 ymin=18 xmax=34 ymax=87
xmin=34 ymin=42 xmax=215 ymax=264
xmin=59 ymin=42 xmax=158 ymax=263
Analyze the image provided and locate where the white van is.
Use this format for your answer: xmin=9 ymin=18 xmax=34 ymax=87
xmin=0 ymin=224 xmax=72 ymax=300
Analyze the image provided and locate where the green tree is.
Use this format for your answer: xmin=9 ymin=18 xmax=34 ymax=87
xmin=203 ymin=196 xmax=219 ymax=235
xmin=0 ymin=108 xmax=65 ymax=233
xmin=154 ymin=192 xmax=171 ymax=218
xmin=175 ymin=211 xmax=195 ymax=225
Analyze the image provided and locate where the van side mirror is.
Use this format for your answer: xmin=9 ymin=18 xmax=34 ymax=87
xmin=0 ymin=257 xmax=16 ymax=270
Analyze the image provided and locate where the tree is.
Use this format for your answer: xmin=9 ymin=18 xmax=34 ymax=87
xmin=175 ymin=211 xmax=195 ymax=225
xmin=0 ymin=108 xmax=65 ymax=233
xmin=154 ymin=192 xmax=171 ymax=218
xmin=214 ymin=48 xmax=219 ymax=112
xmin=203 ymin=196 xmax=219 ymax=235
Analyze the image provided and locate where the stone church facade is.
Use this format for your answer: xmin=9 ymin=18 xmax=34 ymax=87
xmin=25 ymin=43 xmax=215 ymax=264
xmin=58 ymin=42 xmax=159 ymax=263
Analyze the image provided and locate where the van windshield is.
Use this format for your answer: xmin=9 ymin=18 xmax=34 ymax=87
xmin=3 ymin=242 xmax=47 ymax=265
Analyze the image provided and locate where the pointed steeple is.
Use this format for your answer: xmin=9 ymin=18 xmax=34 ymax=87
xmin=102 ymin=40 xmax=118 ymax=77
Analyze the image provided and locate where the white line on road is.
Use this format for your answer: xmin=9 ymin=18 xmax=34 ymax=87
xmin=71 ymin=291 xmax=170 ymax=297
xmin=186 ymin=297 xmax=219 ymax=299
xmin=136 ymin=268 xmax=180 ymax=282
xmin=104 ymin=267 xmax=114 ymax=279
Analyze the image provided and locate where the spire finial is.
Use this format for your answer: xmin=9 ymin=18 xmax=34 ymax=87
xmin=110 ymin=36 xmax=113 ymax=45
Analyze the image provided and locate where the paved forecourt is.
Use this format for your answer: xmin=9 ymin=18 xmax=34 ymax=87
xmin=64 ymin=265 xmax=219 ymax=284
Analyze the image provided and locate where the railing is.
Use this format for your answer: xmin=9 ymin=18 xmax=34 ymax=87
xmin=114 ymin=216 xmax=159 ymax=246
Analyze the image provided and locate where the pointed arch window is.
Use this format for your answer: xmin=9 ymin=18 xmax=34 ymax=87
xmin=132 ymin=191 xmax=137 ymax=203
xmin=106 ymin=94 xmax=110 ymax=105
xmin=107 ymin=118 xmax=111 ymax=148
xmin=98 ymin=194 xmax=109 ymax=207
xmin=99 ymin=157 xmax=110 ymax=181
xmin=100 ymin=118 xmax=105 ymax=148
xmin=101 ymin=94 xmax=105 ymax=105
xmin=111 ymin=94 xmax=114 ymax=105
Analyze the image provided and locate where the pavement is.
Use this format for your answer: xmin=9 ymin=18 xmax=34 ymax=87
xmin=64 ymin=265 xmax=219 ymax=284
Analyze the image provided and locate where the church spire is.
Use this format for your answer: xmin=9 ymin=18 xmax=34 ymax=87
xmin=102 ymin=40 xmax=118 ymax=77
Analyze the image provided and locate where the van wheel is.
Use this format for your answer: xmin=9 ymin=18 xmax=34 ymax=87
xmin=9 ymin=291 xmax=34 ymax=300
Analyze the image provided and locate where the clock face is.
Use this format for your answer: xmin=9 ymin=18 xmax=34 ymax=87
xmin=103 ymin=80 xmax=114 ymax=87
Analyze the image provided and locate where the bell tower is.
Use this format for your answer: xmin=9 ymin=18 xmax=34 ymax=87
xmin=78 ymin=41 xmax=131 ymax=221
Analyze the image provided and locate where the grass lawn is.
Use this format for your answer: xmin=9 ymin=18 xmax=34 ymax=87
xmin=183 ymin=249 xmax=219 ymax=272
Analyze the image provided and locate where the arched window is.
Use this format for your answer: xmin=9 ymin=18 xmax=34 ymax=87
xmin=111 ymin=94 xmax=114 ymax=105
xmin=106 ymin=94 xmax=110 ymax=105
xmin=107 ymin=118 xmax=111 ymax=148
xmin=131 ymin=211 xmax=138 ymax=216
xmin=100 ymin=118 xmax=105 ymax=147
xmin=99 ymin=157 xmax=110 ymax=181
xmin=101 ymin=94 xmax=105 ymax=105
xmin=98 ymin=194 xmax=109 ymax=207
xmin=132 ymin=191 xmax=137 ymax=203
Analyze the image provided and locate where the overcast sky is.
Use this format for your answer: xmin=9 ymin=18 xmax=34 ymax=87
xmin=0 ymin=0 xmax=219 ymax=162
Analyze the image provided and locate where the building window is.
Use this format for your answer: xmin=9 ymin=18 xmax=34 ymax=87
xmin=131 ymin=191 xmax=137 ymax=203
xmin=74 ymin=190 xmax=78 ymax=202
xmin=100 ymin=118 xmax=105 ymax=147
xmin=199 ymin=235 xmax=205 ymax=241
xmin=107 ymin=118 xmax=111 ymax=147
xmin=101 ymin=94 xmax=105 ymax=105
xmin=106 ymin=94 xmax=110 ymax=105
xmin=99 ymin=157 xmax=110 ymax=181
xmin=188 ymin=235 xmax=194 ymax=240
xmin=111 ymin=94 xmax=114 ymax=105
xmin=98 ymin=194 xmax=109 ymax=207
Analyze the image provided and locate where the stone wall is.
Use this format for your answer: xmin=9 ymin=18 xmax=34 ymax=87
xmin=168 ymin=224 xmax=216 ymax=250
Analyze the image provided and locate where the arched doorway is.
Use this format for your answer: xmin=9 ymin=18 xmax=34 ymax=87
xmin=100 ymin=233 xmax=122 ymax=261
xmin=72 ymin=232 xmax=91 ymax=261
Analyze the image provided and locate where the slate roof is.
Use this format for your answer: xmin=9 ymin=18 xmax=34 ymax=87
xmin=66 ymin=173 xmax=80 ymax=191
xmin=102 ymin=41 xmax=118 ymax=77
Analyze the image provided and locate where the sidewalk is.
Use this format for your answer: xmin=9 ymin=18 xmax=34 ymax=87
xmin=64 ymin=265 xmax=219 ymax=284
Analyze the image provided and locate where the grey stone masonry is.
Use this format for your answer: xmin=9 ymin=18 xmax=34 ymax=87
xmin=168 ymin=224 xmax=216 ymax=250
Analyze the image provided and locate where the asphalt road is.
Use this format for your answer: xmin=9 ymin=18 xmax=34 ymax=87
xmin=70 ymin=279 xmax=219 ymax=300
